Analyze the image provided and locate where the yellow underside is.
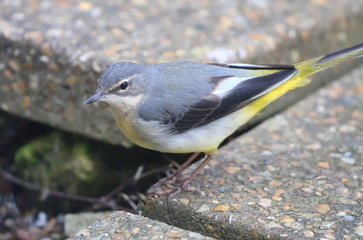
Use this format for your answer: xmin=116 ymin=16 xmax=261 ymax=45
xmin=242 ymin=75 xmax=311 ymax=120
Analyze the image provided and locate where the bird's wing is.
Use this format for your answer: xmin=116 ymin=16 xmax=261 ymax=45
xmin=170 ymin=63 xmax=297 ymax=133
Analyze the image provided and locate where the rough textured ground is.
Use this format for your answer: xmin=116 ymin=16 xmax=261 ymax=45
xmin=143 ymin=66 xmax=363 ymax=239
xmin=1 ymin=0 xmax=362 ymax=146
xmin=68 ymin=211 xmax=216 ymax=240
xmin=2 ymin=1 xmax=363 ymax=239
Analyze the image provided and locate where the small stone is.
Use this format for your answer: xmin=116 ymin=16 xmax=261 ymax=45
xmin=339 ymin=125 xmax=355 ymax=133
xmin=314 ymin=204 xmax=330 ymax=214
xmin=302 ymin=187 xmax=314 ymax=193
xmin=343 ymin=215 xmax=355 ymax=221
xmin=321 ymin=221 xmax=335 ymax=229
xmin=230 ymin=204 xmax=241 ymax=210
xmin=112 ymin=234 xmax=124 ymax=238
xmin=354 ymin=192 xmax=362 ymax=200
xmin=206 ymin=225 xmax=214 ymax=231
xmin=4 ymin=69 xmax=12 ymax=79
xmin=164 ymin=230 xmax=183 ymax=238
xmin=132 ymin=227 xmax=140 ymax=234
xmin=274 ymin=189 xmax=284 ymax=197
xmin=66 ymin=76 xmax=77 ymax=85
xmin=324 ymin=233 xmax=335 ymax=239
xmin=8 ymin=60 xmax=20 ymax=71
xmin=215 ymin=178 xmax=224 ymax=185
xmin=336 ymin=212 xmax=346 ymax=217
xmin=351 ymin=110 xmax=363 ymax=120
xmin=281 ymin=216 xmax=294 ymax=223
xmin=213 ymin=204 xmax=230 ymax=212
xmin=291 ymin=222 xmax=303 ymax=230
xmin=340 ymin=157 xmax=355 ymax=165
xmin=317 ymin=161 xmax=330 ymax=169
xmin=269 ymin=180 xmax=281 ymax=187
xmin=161 ymin=51 xmax=174 ymax=58
xmin=222 ymin=166 xmax=241 ymax=174
xmin=258 ymin=198 xmax=272 ymax=208
xmin=124 ymin=232 xmax=131 ymax=238
xmin=195 ymin=204 xmax=209 ymax=213
xmin=304 ymin=230 xmax=314 ymax=238
xmin=39 ymin=55 xmax=50 ymax=63
xmin=40 ymin=44 xmax=53 ymax=56
xmin=306 ymin=143 xmax=321 ymax=150
xmin=21 ymin=96 xmax=31 ymax=108
xmin=12 ymin=81 xmax=27 ymax=93
xmin=78 ymin=1 xmax=93 ymax=11
xmin=268 ymin=223 xmax=282 ymax=228
xmin=178 ymin=198 xmax=189 ymax=205
xmin=355 ymin=226 xmax=363 ymax=236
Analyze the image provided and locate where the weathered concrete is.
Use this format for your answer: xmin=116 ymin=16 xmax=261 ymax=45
xmin=143 ymin=66 xmax=363 ymax=239
xmin=65 ymin=212 xmax=111 ymax=237
xmin=68 ymin=211 xmax=216 ymax=240
xmin=1 ymin=0 xmax=362 ymax=146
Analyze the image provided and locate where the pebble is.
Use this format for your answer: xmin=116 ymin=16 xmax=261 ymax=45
xmin=258 ymin=198 xmax=272 ymax=208
xmin=340 ymin=157 xmax=356 ymax=165
xmin=195 ymin=204 xmax=210 ymax=213
xmin=164 ymin=230 xmax=184 ymax=238
xmin=343 ymin=215 xmax=355 ymax=222
xmin=355 ymin=226 xmax=363 ymax=236
xmin=213 ymin=204 xmax=230 ymax=212
xmin=314 ymin=204 xmax=330 ymax=214
xmin=281 ymin=216 xmax=294 ymax=223
xmin=304 ymin=230 xmax=314 ymax=237
xmin=178 ymin=198 xmax=190 ymax=205
xmin=321 ymin=221 xmax=335 ymax=229
xmin=317 ymin=161 xmax=330 ymax=169
xmin=230 ymin=204 xmax=241 ymax=210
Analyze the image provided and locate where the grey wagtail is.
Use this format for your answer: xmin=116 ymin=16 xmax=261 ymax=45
xmin=85 ymin=43 xmax=363 ymax=195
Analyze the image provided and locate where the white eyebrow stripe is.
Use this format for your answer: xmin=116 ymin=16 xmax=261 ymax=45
xmin=108 ymin=74 xmax=139 ymax=92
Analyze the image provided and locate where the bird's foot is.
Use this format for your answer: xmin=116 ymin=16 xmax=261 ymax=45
xmin=148 ymin=181 xmax=199 ymax=200
xmin=150 ymin=152 xmax=201 ymax=190
xmin=166 ymin=184 xmax=200 ymax=201
xmin=149 ymin=172 xmax=188 ymax=191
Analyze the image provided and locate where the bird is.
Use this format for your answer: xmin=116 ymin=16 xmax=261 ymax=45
xmin=85 ymin=43 xmax=363 ymax=196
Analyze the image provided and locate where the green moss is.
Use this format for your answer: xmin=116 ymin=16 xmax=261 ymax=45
xmin=15 ymin=131 xmax=123 ymax=196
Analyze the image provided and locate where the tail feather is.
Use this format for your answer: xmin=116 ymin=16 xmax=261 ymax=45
xmin=241 ymin=43 xmax=363 ymax=120
xmin=295 ymin=43 xmax=363 ymax=78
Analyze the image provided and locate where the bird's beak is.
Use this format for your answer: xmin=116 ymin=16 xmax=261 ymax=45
xmin=84 ymin=91 xmax=104 ymax=105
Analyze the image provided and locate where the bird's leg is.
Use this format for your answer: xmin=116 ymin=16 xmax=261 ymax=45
xmin=167 ymin=154 xmax=215 ymax=199
xmin=148 ymin=152 xmax=200 ymax=190
xmin=181 ymin=154 xmax=214 ymax=189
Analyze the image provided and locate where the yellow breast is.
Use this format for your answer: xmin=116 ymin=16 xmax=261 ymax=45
xmin=109 ymin=105 xmax=155 ymax=150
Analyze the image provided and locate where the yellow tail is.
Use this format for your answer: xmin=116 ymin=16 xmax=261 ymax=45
xmin=294 ymin=43 xmax=363 ymax=79
xmin=242 ymin=43 xmax=363 ymax=119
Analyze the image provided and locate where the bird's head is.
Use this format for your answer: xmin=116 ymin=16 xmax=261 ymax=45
xmin=84 ymin=62 xmax=147 ymax=109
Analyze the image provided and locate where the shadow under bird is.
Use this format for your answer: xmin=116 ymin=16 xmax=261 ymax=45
xmin=85 ymin=43 xmax=363 ymax=196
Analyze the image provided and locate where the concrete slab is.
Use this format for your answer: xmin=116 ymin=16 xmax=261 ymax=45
xmin=68 ymin=211 xmax=216 ymax=240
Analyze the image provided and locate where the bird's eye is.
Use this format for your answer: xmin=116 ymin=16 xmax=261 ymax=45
xmin=120 ymin=81 xmax=128 ymax=90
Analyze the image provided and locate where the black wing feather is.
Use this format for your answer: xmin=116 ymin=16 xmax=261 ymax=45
xmin=173 ymin=95 xmax=220 ymax=131
xmin=169 ymin=65 xmax=297 ymax=133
